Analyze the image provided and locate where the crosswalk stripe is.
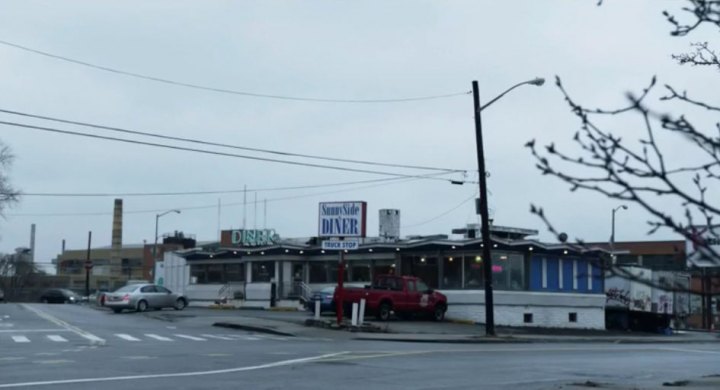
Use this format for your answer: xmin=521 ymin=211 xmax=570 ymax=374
xmin=11 ymin=336 xmax=30 ymax=343
xmin=47 ymin=335 xmax=68 ymax=342
xmin=173 ymin=334 xmax=206 ymax=341
xmin=115 ymin=334 xmax=141 ymax=341
xmin=225 ymin=335 xmax=261 ymax=341
xmin=264 ymin=336 xmax=289 ymax=341
xmin=144 ymin=334 xmax=173 ymax=341
xmin=201 ymin=334 xmax=234 ymax=340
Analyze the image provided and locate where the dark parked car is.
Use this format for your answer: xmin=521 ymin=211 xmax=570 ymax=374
xmin=39 ymin=289 xmax=81 ymax=304
xmin=306 ymin=286 xmax=336 ymax=314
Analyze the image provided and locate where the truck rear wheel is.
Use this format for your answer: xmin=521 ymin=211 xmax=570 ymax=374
xmin=433 ymin=304 xmax=446 ymax=322
xmin=377 ymin=302 xmax=392 ymax=321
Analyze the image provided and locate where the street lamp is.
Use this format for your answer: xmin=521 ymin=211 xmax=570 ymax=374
xmin=610 ymin=205 xmax=628 ymax=263
xmin=153 ymin=209 xmax=181 ymax=277
xmin=473 ymin=77 xmax=544 ymax=336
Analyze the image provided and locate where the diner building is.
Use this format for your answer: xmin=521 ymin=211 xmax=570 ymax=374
xmin=159 ymin=223 xmax=609 ymax=329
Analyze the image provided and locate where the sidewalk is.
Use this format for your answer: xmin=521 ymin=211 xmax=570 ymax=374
xmin=200 ymin=308 xmax=720 ymax=344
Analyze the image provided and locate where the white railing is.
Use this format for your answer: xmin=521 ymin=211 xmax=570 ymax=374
xmin=298 ymin=281 xmax=313 ymax=302
xmin=217 ymin=282 xmax=245 ymax=303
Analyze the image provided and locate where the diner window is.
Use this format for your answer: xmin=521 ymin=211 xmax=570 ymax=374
xmin=225 ymin=264 xmax=245 ymax=282
xmin=442 ymin=256 xmax=462 ymax=289
xmin=404 ymin=255 xmax=439 ymax=289
xmin=251 ymin=261 xmax=275 ymax=282
xmin=492 ymin=252 xmax=525 ymax=291
xmin=372 ymin=260 xmax=396 ymax=278
xmin=349 ymin=260 xmax=371 ymax=282
xmin=464 ymin=254 xmax=485 ymax=289
xmin=308 ymin=261 xmax=348 ymax=283
xmin=207 ymin=264 xmax=224 ymax=284
xmin=190 ymin=264 xmax=207 ymax=284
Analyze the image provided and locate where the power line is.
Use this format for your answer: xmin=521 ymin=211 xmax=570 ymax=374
xmin=0 ymin=108 xmax=464 ymax=173
xmin=402 ymin=192 xmax=478 ymax=229
xmin=21 ymin=174 xmax=454 ymax=197
xmin=0 ymin=120 xmax=462 ymax=182
xmin=0 ymin=39 xmax=471 ymax=103
xmin=9 ymin=175 xmax=423 ymax=217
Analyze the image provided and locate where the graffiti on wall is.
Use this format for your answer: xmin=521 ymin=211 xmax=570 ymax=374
xmin=606 ymin=288 xmax=631 ymax=306
xmin=632 ymin=290 xmax=652 ymax=312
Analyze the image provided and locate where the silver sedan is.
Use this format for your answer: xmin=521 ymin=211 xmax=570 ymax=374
xmin=104 ymin=284 xmax=188 ymax=313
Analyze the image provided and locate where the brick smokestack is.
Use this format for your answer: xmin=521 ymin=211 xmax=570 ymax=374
xmin=111 ymin=199 xmax=123 ymax=261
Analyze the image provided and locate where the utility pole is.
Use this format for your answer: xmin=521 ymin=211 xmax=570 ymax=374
xmin=472 ymin=80 xmax=495 ymax=336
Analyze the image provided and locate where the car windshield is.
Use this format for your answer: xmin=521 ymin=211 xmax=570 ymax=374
xmin=320 ymin=287 xmax=335 ymax=294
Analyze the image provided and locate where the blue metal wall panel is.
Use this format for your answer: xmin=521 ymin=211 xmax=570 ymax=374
xmin=547 ymin=257 xmax=559 ymax=291
xmin=591 ymin=262 xmax=603 ymax=293
xmin=563 ymin=259 xmax=574 ymax=292
xmin=529 ymin=255 xmax=543 ymax=291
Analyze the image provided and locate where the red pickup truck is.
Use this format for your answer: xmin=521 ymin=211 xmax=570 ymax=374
xmin=336 ymin=275 xmax=448 ymax=321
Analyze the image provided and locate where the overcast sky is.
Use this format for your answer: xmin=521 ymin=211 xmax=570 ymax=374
xmin=0 ymin=1 xmax=717 ymax=270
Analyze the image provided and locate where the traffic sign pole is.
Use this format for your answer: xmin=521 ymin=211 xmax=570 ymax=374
xmin=85 ymin=231 xmax=92 ymax=299
xmin=336 ymin=249 xmax=344 ymax=325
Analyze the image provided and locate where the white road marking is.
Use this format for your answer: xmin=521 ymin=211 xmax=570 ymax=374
xmin=144 ymin=334 xmax=173 ymax=341
xmin=224 ymin=334 xmax=260 ymax=341
xmin=47 ymin=335 xmax=68 ymax=343
xmin=120 ymin=356 xmax=157 ymax=360
xmin=263 ymin=336 xmax=288 ymax=341
xmin=200 ymin=334 xmax=234 ymax=340
xmin=115 ymin=334 xmax=141 ymax=341
xmin=21 ymin=304 xmax=105 ymax=346
xmin=0 ymin=329 xmax=70 ymax=333
xmin=80 ymin=334 xmax=105 ymax=344
xmin=0 ymin=352 xmax=347 ymax=388
xmin=32 ymin=360 xmax=73 ymax=365
xmin=11 ymin=336 xmax=30 ymax=343
xmin=658 ymin=347 xmax=720 ymax=355
xmin=173 ymin=334 xmax=206 ymax=341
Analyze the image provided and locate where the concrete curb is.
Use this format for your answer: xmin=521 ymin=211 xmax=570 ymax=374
xmin=207 ymin=305 xmax=237 ymax=310
xmin=212 ymin=322 xmax=296 ymax=337
xmin=353 ymin=336 xmax=525 ymax=344
xmin=204 ymin=305 xmax=299 ymax=311
xmin=267 ymin=307 xmax=300 ymax=312
xmin=446 ymin=319 xmax=479 ymax=325
xmin=351 ymin=335 xmax=720 ymax=344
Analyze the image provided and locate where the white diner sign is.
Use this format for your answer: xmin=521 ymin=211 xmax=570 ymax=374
xmin=321 ymin=239 xmax=360 ymax=251
xmin=318 ymin=201 xmax=367 ymax=238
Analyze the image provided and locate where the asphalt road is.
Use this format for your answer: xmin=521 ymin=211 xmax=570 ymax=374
xmin=1 ymin=303 xmax=719 ymax=389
